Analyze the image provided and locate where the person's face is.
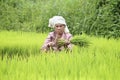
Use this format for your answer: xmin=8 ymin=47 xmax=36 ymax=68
xmin=54 ymin=23 xmax=65 ymax=34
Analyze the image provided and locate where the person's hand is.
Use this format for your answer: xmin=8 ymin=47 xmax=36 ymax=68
xmin=40 ymin=48 xmax=47 ymax=53
xmin=48 ymin=42 xmax=54 ymax=47
xmin=64 ymin=40 xmax=70 ymax=45
xmin=57 ymin=39 xmax=66 ymax=47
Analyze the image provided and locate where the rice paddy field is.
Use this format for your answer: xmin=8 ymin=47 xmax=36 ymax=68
xmin=0 ymin=31 xmax=120 ymax=80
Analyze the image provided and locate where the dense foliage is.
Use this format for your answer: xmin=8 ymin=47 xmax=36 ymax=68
xmin=0 ymin=0 xmax=120 ymax=38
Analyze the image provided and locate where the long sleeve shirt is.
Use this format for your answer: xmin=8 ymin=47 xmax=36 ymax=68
xmin=41 ymin=32 xmax=72 ymax=51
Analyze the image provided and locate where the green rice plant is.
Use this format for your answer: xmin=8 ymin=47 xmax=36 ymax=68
xmin=57 ymin=39 xmax=66 ymax=47
xmin=0 ymin=31 xmax=120 ymax=80
xmin=57 ymin=34 xmax=91 ymax=47
xmin=0 ymin=31 xmax=46 ymax=57
xmin=70 ymin=35 xmax=91 ymax=47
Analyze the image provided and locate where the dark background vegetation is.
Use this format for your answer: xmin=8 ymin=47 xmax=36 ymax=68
xmin=0 ymin=0 xmax=120 ymax=38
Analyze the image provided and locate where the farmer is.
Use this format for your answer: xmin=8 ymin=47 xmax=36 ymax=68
xmin=41 ymin=16 xmax=72 ymax=52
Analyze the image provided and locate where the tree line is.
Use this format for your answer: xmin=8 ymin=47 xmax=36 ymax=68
xmin=0 ymin=0 xmax=120 ymax=38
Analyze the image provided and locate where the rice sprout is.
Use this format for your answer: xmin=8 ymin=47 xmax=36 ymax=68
xmin=70 ymin=35 xmax=91 ymax=47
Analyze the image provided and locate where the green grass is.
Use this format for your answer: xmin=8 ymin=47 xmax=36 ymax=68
xmin=0 ymin=31 xmax=120 ymax=80
xmin=0 ymin=31 xmax=47 ymax=56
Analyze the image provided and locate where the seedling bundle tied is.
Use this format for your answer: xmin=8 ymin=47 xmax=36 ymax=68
xmin=57 ymin=35 xmax=91 ymax=47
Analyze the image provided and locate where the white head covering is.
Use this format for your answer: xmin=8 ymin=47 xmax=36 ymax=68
xmin=48 ymin=16 xmax=69 ymax=33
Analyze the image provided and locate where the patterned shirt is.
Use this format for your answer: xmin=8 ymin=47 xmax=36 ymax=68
xmin=41 ymin=32 xmax=72 ymax=51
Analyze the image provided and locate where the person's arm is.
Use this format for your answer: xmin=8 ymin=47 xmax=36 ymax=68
xmin=41 ymin=33 xmax=55 ymax=51
xmin=64 ymin=33 xmax=72 ymax=50
xmin=41 ymin=34 xmax=51 ymax=50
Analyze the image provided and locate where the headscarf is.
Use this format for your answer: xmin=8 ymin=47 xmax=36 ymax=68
xmin=48 ymin=16 xmax=69 ymax=33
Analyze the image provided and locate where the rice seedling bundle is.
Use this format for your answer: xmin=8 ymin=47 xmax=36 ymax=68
xmin=70 ymin=35 xmax=91 ymax=47
xmin=57 ymin=35 xmax=91 ymax=47
xmin=57 ymin=39 xmax=66 ymax=47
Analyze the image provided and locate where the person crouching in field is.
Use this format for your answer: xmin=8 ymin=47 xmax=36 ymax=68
xmin=41 ymin=16 xmax=72 ymax=52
